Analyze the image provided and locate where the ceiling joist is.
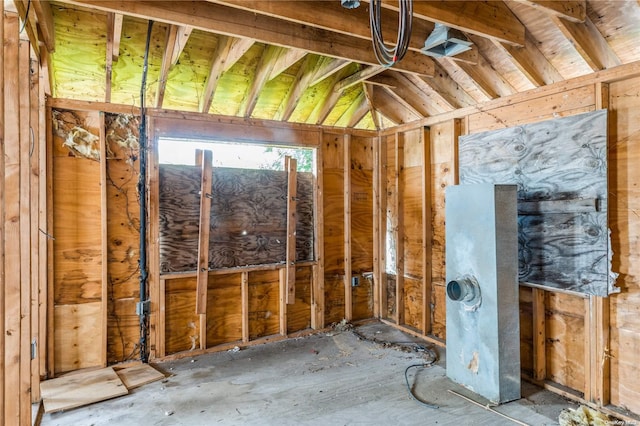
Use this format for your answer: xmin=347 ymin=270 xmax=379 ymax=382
xmin=362 ymin=83 xmax=381 ymax=130
xmin=551 ymin=15 xmax=622 ymax=71
xmin=515 ymin=0 xmax=586 ymax=23
xmin=58 ymin=0 xmax=435 ymax=77
xmin=268 ymin=49 xmax=308 ymax=81
xmin=278 ymin=55 xmax=321 ymax=121
xmin=309 ymin=57 xmax=351 ymax=87
xmin=200 ymin=36 xmax=235 ymax=113
xmin=239 ymin=45 xmax=284 ymax=118
xmin=347 ymin=92 xmax=371 ymax=128
xmin=335 ymin=66 xmax=386 ymax=93
xmin=171 ymin=25 xmax=193 ymax=66
xmin=31 ymin=0 xmax=56 ymax=52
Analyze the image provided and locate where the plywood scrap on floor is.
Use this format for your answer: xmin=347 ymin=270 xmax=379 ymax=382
xmin=40 ymin=367 xmax=128 ymax=413
xmin=113 ymin=363 xmax=165 ymax=390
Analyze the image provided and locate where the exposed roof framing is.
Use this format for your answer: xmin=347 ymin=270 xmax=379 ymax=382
xmin=33 ymin=1 xmax=640 ymax=130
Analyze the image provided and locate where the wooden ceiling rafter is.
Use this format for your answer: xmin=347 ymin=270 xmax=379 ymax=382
xmin=170 ymin=25 xmax=193 ymax=66
xmin=57 ymin=0 xmax=435 ymax=77
xmin=239 ymin=44 xmax=284 ymax=118
xmin=402 ymin=73 xmax=456 ymax=112
xmin=31 ymin=0 xmax=56 ymax=52
xmin=335 ymin=66 xmax=386 ymax=93
xmin=369 ymin=85 xmax=406 ymax=125
xmin=268 ymin=48 xmax=308 ymax=82
xmin=551 ymin=14 xmax=622 ymax=71
xmin=13 ymin=0 xmax=40 ymax=57
xmin=155 ymin=24 xmax=179 ymax=108
xmin=309 ymin=57 xmax=351 ymax=87
xmin=335 ymin=89 xmax=367 ymax=127
xmin=436 ymin=57 xmax=493 ymax=104
xmin=362 ymin=83 xmax=381 ymax=130
xmin=515 ymin=0 xmax=587 ymax=23
xmin=379 ymin=85 xmax=425 ymax=120
xmin=200 ymin=35 xmax=235 ymax=113
xmin=378 ymin=0 xmax=526 ymax=46
xmin=416 ymin=61 xmax=476 ymax=110
xmin=313 ymin=67 xmax=354 ymax=125
xmin=464 ymin=34 xmax=521 ymax=97
xmin=492 ymin=29 xmax=564 ymax=87
xmin=347 ymin=91 xmax=371 ymax=128
xmin=371 ymin=71 xmax=453 ymax=116
xmin=278 ymin=55 xmax=321 ymax=121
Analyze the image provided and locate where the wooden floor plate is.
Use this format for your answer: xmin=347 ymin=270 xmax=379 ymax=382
xmin=40 ymin=367 xmax=128 ymax=413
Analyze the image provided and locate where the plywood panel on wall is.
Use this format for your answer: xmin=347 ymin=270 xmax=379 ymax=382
xmin=165 ymin=277 xmax=200 ymax=355
xmin=206 ymin=273 xmax=242 ymax=347
xmin=248 ymin=270 xmax=280 ymax=339
xmin=608 ymin=76 xmax=640 ymax=414
xmin=105 ymin=113 xmax=140 ymax=364
xmin=287 ymin=266 xmax=312 ymax=333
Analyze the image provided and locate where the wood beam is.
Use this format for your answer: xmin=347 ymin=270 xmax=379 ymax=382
xmin=551 ymin=15 xmax=621 ymax=71
xmin=58 ymin=0 xmax=434 ymax=77
xmin=395 ymin=132 xmax=405 ymax=325
xmin=417 ymin=61 xmax=476 ymax=109
xmin=239 ymin=44 xmax=283 ymax=118
xmin=313 ymin=67 xmax=353 ymax=125
xmin=380 ymin=86 xmax=424 ymax=120
xmin=421 ymin=127 xmax=432 ymax=336
xmin=285 ymin=156 xmax=297 ymax=304
xmin=380 ymin=0 xmax=525 ymax=46
xmin=515 ymin=0 xmax=586 ymax=23
xmin=155 ymin=25 xmax=179 ymax=108
xmin=309 ymin=57 xmax=351 ymax=87
xmin=362 ymin=83 xmax=381 ymax=130
xmin=13 ymin=1 xmax=39 ymax=57
xmin=278 ymin=55 xmax=320 ymax=121
xmin=493 ymin=29 xmax=564 ymax=87
xmin=343 ymin=134 xmax=352 ymax=321
xmin=370 ymin=72 xmax=451 ymax=116
xmin=195 ymin=150 xmax=213 ymax=315
xmin=222 ymin=37 xmax=255 ymax=73
xmin=460 ymin=35 xmax=519 ymax=98
xmin=31 ymin=0 xmax=55 ymax=52
xmin=268 ymin=48 xmax=307 ymax=81
xmin=370 ymin=85 xmax=415 ymax=125
xmin=335 ymin=66 xmax=386 ymax=93
xmin=170 ymin=25 xmax=192 ymax=66
xmin=347 ymin=92 xmax=370 ymax=128
xmin=199 ymin=35 xmax=234 ymax=113
xmin=108 ymin=13 xmax=123 ymax=62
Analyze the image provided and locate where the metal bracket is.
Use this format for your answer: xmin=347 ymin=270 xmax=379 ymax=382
xmin=31 ymin=339 xmax=37 ymax=360
xmin=136 ymin=300 xmax=150 ymax=316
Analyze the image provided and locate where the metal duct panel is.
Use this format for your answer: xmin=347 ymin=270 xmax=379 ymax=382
xmin=445 ymin=184 xmax=520 ymax=404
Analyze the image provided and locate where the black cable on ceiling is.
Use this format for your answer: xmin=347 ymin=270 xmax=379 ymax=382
xmin=369 ymin=0 xmax=413 ymax=67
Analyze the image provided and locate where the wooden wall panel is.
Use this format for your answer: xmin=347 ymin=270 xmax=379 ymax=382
xmin=403 ymin=277 xmax=423 ymax=331
xmin=608 ymin=76 xmax=640 ymax=413
xmin=287 ymin=266 xmax=312 ymax=333
xmin=105 ymin=113 xmax=141 ymax=363
xmin=248 ymin=270 xmax=280 ymax=339
xmin=545 ymin=292 xmax=586 ymax=392
xmin=165 ymin=277 xmax=200 ymax=355
xmin=206 ymin=273 xmax=242 ymax=346
xmin=51 ymin=109 xmax=105 ymax=373
xmin=323 ymin=133 xmax=346 ymax=323
xmin=519 ymin=286 xmax=534 ymax=377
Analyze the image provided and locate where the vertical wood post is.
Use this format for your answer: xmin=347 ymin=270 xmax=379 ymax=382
xmin=38 ymin=65 xmax=47 ymax=379
xmin=99 ymin=112 xmax=108 ymax=368
xmin=395 ymin=132 xmax=405 ymax=325
xmin=285 ymin=156 xmax=297 ymax=304
xmin=241 ymin=271 xmax=249 ymax=342
xmin=157 ymin=278 xmax=166 ymax=358
xmin=147 ymin=118 xmax=160 ymax=359
xmin=279 ymin=268 xmax=287 ymax=336
xmin=532 ymin=288 xmax=546 ymax=381
xmin=372 ymin=135 xmax=381 ymax=318
xmin=379 ymin=136 xmax=388 ymax=318
xmin=195 ymin=150 xmax=212 ymax=352
xmin=0 ymin=6 xmax=5 ymax=420
xmin=421 ymin=127 xmax=433 ymax=335
xmin=343 ymin=135 xmax=352 ymax=321
xmin=312 ymin=142 xmax=324 ymax=329
xmin=45 ymin=105 xmax=54 ymax=376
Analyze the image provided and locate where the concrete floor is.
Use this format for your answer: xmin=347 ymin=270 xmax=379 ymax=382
xmin=39 ymin=322 xmax=576 ymax=425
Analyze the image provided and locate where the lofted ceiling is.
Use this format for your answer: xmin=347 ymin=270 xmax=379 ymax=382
xmin=13 ymin=0 xmax=640 ymax=130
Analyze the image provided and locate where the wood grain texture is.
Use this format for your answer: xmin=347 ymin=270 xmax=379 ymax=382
xmin=287 ymin=266 xmax=312 ymax=333
xmin=248 ymin=270 xmax=280 ymax=339
xmin=460 ymin=110 xmax=612 ymax=296
xmin=403 ymin=277 xmax=423 ymax=331
xmin=113 ymin=363 xmax=164 ymax=389
xmin=165 ymin=277 xmax=200 ymax=355
xmin=105 ymin=113 xmax=141 ymax=364
xmin=159 ymin=166 xmax=314 ymax=272
xmin=206 ymin=273 xmax=242 ymax=347
xmin=54 ymin=302 xmax=104 ymax=373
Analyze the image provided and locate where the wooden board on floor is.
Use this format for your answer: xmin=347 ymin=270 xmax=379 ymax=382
xmin=114 ymin=364 xmax=165 ymax=390
xmin=40 ymin=367 xmax=128 ymax=413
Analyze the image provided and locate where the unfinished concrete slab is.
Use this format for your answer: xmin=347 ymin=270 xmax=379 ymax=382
xmin=39 ymin=323 xmax=576 ymax=425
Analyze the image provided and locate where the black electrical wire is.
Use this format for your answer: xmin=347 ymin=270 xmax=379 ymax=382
xmin=19 ymin=0 xmax=31 ymax=34
xmin=369 ymin=0 xmax=413 ymax=67
xmin=138 ymin=19 xmax=154 ymax=364
xmin=404 ymin=363 xmax=439 ymax=409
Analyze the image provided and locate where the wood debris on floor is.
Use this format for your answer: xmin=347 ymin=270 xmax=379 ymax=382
xmin=40 ymin=363 xmax=165 ymax=413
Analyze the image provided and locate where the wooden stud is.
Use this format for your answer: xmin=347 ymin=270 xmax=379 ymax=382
xmin=379 ymin=136 xmax=388 ymax=318
xmin=584 ymin=297 xmax=593 ymax=402
xmin=157 ymin=279 xmax=166 ymax=358
xmin=195 ymin=150 xmax=213 ymax=315
xmin=372 ymin=135 xmax=381 ymax=318
xmin=311 ymin=141 xmax=325 ymax=329
xmin=241 ymin=272 xmax=249 ymax=343
xmin=421 ymin=127 xmax=433 ymax=335
xmin=279 ymin=268 xmax=287 ymax=336
xmin=0 ymin=6 xmax=5 ymax=420
xmin=532 ymin=288 xmax=546 ymax=381
xmin=147 ymin=117 xmax=161 ymax=359
xmin=343 ymin=134 xmax=353 ymax=321
xmin=452 ymin=119 xmax=461 ymax=185
xmin=99 ymin=112 xmax=108 ymax=368
xmin=395 ymin=132 xmax=405 ymax=325
xmin=45 ymin=105 xmax=55 ymax=377
xmin=18 ymin=38 xmax=31 ymax=425
xmin=4 ymin=12 xmax=22 ymax=423
xmin=285 ymin=156 xmax=297 ymax=304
